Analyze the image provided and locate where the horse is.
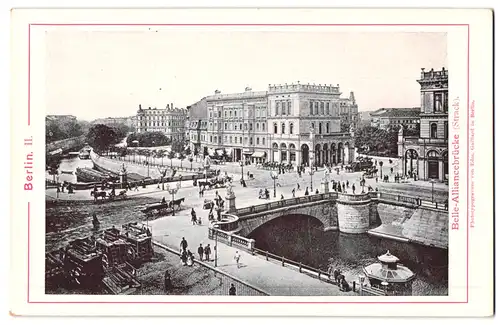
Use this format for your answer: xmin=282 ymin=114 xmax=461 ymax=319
xmin=171 ymin=198 xmax=185 ymax=211
xmin=91 ymin=191 xmax=107 ymax=201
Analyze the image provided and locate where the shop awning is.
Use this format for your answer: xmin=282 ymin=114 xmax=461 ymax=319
xmin=251 ymin=151 xmax=266 ymax=158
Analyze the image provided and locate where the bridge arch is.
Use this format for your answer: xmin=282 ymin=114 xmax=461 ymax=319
xmin=247 ymin=213 xmax=327 ymax=238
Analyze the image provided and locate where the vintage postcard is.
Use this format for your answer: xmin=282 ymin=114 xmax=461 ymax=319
xmin=9 ymin=8 xmax=494 ymax=317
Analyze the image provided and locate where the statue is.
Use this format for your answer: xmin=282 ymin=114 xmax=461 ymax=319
xmin=323 ymin=168 xmax=330 ymax=182
xmin=398 ymin=124 xmax=404 ymax=137
xmin=226 ymin=182 xmax=234 ymax=197
xmin=349 ymin=123 xmax=355 ymax=137
xmin=121 ymin=163 xmax=127 ymax=174
xmin=204 ymin=155 xmax=211 ymax=167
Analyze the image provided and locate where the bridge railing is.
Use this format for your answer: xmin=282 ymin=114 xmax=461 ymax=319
xmin=376 ymin=191 xmax=448 ymax=211
xmin=208 ymin=227 xmax=256 ymax=253
xmin=235 ymin=192 xmax=339 ymax=216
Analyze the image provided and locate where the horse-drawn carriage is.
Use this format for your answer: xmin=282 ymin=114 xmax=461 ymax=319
xmin=141 ymin=198 xmax=185 ymax=218
xmin=198 ymin=177 xmax=228 ymax=190
xmin=90 ymin=189 xmax=128 ymax=202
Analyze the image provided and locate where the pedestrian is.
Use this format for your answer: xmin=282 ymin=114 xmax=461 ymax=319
xmin=198 ymin=243 xmax=204 ymax=261
xmin=229 ymin=283 xmax=236 ymax=296
xmin=180 ymin=250 xmax=188 ymax=266
xmin=315 ymin=189 xmax=319 ymax=195
xmin=297 ymin=183 xmax=301 ymax=190
xmin=180 ymin=237 xmax=188 ymax=253
xmin=346 ymin=180 xmax=349 ymax=188
xmin=304 ymin=187 xmax=309 ymax=196
xmin=191 ymin=208 xmax=197 ymax=225
xmin=280 ymin=194 xmax=284 ymax=200
xmin=342 ymin=183 xmax=346 ymax=193
xmin=204 ymin=244 xmax=211 ymax=261
xmin=292 ymin=188 xmax=295 ymax=197
xmin=352 ymin=184 xmax=356 ymax=194
xmin=164 ymin=270 xmax=172 ymax=292
xmin=217 ymin=208 xmax=222 ymax=221
xmin=234 ymin=251 xmax=241 ymax=268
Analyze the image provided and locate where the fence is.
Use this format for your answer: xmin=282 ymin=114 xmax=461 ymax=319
xmin=152 ymin=241 xmax=268 ymax=296
xmin=235 ymin=192 xmax=338 ymax=216
xmin=208 ymin=226 xmax=255 ymax=252
xmin=376 ymin=192 xmax=448 ymax=211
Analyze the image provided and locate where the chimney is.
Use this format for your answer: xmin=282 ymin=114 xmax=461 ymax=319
xmin=139 ymin=104 xmax=142 ymax=109
xmin=167 ymin=104 xmax=170 ymax=109
xmin=171 ymin=102 xmax=174 ymax=109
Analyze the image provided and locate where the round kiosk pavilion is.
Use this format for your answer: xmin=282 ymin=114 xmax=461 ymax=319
xmin=362 ymin=250 xmax=416 ymax=296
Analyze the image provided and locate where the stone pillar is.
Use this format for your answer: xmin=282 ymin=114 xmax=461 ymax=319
xmin=322 ymin=180 xmax=329 ymax=193
xmin=336 ymin=193 xmax=371 ymax=234
xmin=226 ymin=192 xmax=236 ymax=213
xmin=296 ymin=149 xmax=301 ymax=167
xmin=438 ymin=160 xmax=443 ymax=182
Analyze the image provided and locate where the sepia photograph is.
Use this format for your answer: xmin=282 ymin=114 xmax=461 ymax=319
xmin=44 ymin=29 xmax=449 ymax=297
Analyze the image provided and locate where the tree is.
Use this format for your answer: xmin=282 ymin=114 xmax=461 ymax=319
xmin=167 ymin=150 xmax=176 ymax=168
xmin=171 ymin=139 xmax=183 ymax=153
xmin=184 ymin=147 xmax=192 ymax=156
xmin=354 ymin=126 xmax=398 ymax=157
xmin=126 ymin=131 xmax=169 ymax=147
xmin=86 ymin=124 xmax=121 ymax=154
xmin=156 ymin=149 xmax=167 ymax=166
xmin=46 ymin=154 xmax=60 ymax=183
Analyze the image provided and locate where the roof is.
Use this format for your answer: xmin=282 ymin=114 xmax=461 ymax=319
xmin=371 ymin=107 xmax=420 ymax=118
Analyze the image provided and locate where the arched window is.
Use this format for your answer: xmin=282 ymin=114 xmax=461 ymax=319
xmin=230 ymin=111 xmax=233 ymax=117
xmin=224 ymin=123 xmax=228 ymax=130
xmin=239 ymin=123 xmax=243 ymax=130
xmin=262 ymin=123 xmax=266 ymax=131
xmin=244 ymin=123 xmax=248 ymax=130
xmin=319 ymin=123 xmax=323 ymax=134
xmin=273 ymin=123 xmax=278 ymax=134
xmin=326 ymin=122 xmax=330 ymax=133
xmin=430 ymin=123 xmax=438 ymax=138
xmin=281 ymin=123 xmax=286 ymax=134
xmin=289 ymin=123 xmax=294 ymax=134
xmin=250 ymin=137 xmax=253 ymax=145
xmin=249 ymin=123 xmax=253 ymax=131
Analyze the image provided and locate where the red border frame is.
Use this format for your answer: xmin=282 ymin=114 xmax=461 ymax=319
xmin=30 ymin=23 xmax=470 ymax=305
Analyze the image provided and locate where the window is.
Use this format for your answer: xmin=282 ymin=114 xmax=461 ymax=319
xmin=224 ymin=123 xmax=228 ymax=130
xmin=239 ymin=124 xmax=243 ymax=130
xmin=256 ymin=123 xmax=260 ymax=131
xmin=263 ymin=137 xmax=266 ymax=145
xmin=281 ymin=123 xmax=286 ymax=134
xmin=250 ymin=137 xmax=253 ymax=145
xmin=209 ymin=112 xmax=212 ymax=118
xmin=275 ymin=103 xmax=280 ymax=116
xmin=244 ymin=137 xmax=247 ymax=144
xmin=262 ymin=123 xmax=266 ymax=131
xmin=249 ymin=123 xmax=253 ymax=131
xmin=326 ymin=102 xmax=330 ymax=115
xmin=444 ymin=122 xmax=448 ymax=139
xmin=289 ymin=123 xmax=294 ymax=134
xmin=224 ymin=111 xmax=227 ymax=117
xmin=230 ymin=137 xmax=233 ymax=144
xmin=430 ymin=123 xmax=438 ymax=138
xmin=434 ymin=93 xmax=443 ymax=112
xmin=310 ymin=101 xmax=314 ymax=115
xmin=244 ymin=123 xmax=248 ymax=130
xmin=282 ymin=102 xmax=286 ymax=115
xmin=326 ymin=122 xmax=330 ymax=133
xmin=224 ymin=136 xmax=227 ymax=142
xmin=274 ymin=123 xmax=278 ymax=134
xmin=239 ymin=137 xmax=242 ymax=144
xmin=287 ymin=101 xmax=291 ymax=115
xmin=257 ymin=138 xmax=260 ymax=145
xmin=311 ymin=122 xmax=315 ymax=132
xmin=320 ymin=102 xmax=324 ymax=115
xmin=315 ymin=102 xmax=319 ymax=115
xmin=210 ymin=136 xmax=213 ymax=143
xmin=319 ymin=123 xmax=323 ymax=134
xmin=218 ymin=111 xmax=221 ymax=118
xmin=230 ymin=111 xmax=233 ymax=117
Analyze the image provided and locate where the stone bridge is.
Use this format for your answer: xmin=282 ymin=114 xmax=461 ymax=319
xmin=231 ymin=191 xmax=449 ymax=249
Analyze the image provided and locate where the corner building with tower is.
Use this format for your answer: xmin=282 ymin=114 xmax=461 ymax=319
xmin=398 ymin=68 xmax=449 ymax=182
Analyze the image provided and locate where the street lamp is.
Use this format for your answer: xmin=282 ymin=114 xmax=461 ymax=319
xmin=213 ymin=224 xmax=220 ymax=267
xmin=430 ymin=179 xmax=435 ymax=202
xmin=308 ymin=164 xmax=315 ymax=192
xmin=270 ymin=171 xmax=278 ymax=198
xmin=165 ymin=182 xmax=181 ymax=216
xmin=239 ymin=160 xmax=244 ymax=182
xmin=203 ymin=158 xmax=211 ymax=184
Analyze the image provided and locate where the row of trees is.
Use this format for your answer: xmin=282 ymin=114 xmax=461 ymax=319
xmin=46 ymin=117 xmax=91 ymax=143
xmin=354 ymin=124 xmax=420 ymax=157
xmin=120 ymin=148 xmax=196 ymax=169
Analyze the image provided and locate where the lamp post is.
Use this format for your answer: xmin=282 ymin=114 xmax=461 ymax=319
xmin=308 ymin=164 xmax=315 ymax=192
xmin=430 ymin=179 xmax=435 ymax=202
xmin=270 ymin=171 xmax=278 ymax=198
xmin=213 ymin=224 xmax=220 ymax=267
xmin=204 ymin=159 xmax=211 ymax=184
xmin=239 ymin=160 xmax=244 ymax=181
xmin=165 ymin=182 xmax=181 ymax=216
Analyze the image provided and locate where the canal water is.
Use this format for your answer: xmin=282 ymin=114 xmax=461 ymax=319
xmin=249 ymin=215 xmax=448 ymax=296
xmin=45 ymin=157 xmax=94 ymax=183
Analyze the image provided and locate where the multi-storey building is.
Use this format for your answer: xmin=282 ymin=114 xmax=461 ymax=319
xmin=189 ymin=83 xmax=358 ymax=166
xmin=398 ymin=67 xmax=449 ymax=182
xmin=370 ymin=107 xmax=420 ymax=130
xmin=91 ymin=116 xmax=136 ymax=129
xmin=135 ymin=103 xmax=187 ymax=141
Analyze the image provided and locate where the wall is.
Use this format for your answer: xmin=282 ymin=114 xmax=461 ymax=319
xmin=336 ymin=193 xmax=371 ymax=234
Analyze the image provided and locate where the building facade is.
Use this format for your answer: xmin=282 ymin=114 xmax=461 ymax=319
xmin=370 ymin=107 xmax=420 ymax=130
xmin=190 ymin=83 xmax=358 ymax=166
xmin=91 ymin=116 xmax=136 ymax=129
xmin=398 ymin=67 xmax=449 ymax=182
xmin=135 ymin=104 xmax=187 ymax=141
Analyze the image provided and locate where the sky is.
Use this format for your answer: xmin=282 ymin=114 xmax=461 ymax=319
xmin=45 ymin=29 xmax=447 ymax=121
